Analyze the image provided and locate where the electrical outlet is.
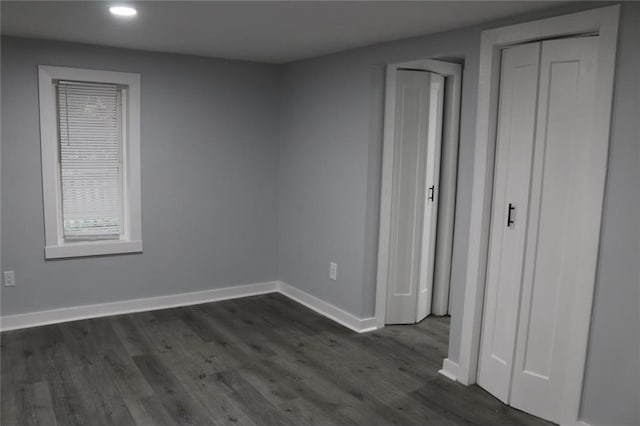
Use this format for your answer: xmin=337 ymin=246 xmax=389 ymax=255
xmin=329 ymin=262 xmax=337 ymax=281
xmin=3 ymin=271 xmax=16 ymax=287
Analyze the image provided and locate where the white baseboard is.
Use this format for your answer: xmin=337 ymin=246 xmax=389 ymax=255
xmin=278 ymin=281 xmax=377 ymax=333
xmin=0 ymin=280 xmax=379 ymax=334
xmin=439 ymin=358 xmax=459 ymax=381
xmin=0 ymin=281 xmax=279 ymax=332
xmin=576 ymin=421 xmax=592 ymax=426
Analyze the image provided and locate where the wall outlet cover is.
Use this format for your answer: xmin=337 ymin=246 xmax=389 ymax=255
xmin=3 ymin=271 xmax=16 ymax=287
xmin=329 ymin=262 xmax=337 ymax=281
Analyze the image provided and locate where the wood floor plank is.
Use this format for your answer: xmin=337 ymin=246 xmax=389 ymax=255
xmin=44 ymin=341 xmax=93 ymax=425
xmin=1 ymin=380 xmax=19 ymax=426
xmin=122 ymin=396 xmax=170 ymax=426
xmin=109 ymin=316 xmax=154 ymax=357
xmin=2 ymin=294 xmax=554 ymax=425
xmin=133 ymin=353 xmax=215 ymax=425
xmin=214 ymin=369 xmax=298 ymax=426
xmin=148 ymin=317 xmax=259 ymax=425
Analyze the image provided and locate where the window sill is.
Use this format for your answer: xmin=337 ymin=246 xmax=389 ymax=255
xmin=45 ymin=240 xmax=143 ymax=259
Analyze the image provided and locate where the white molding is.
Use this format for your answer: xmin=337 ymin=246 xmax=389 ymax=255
xmin=456 ymin=5 xmax=620 ymax=426
xmin=45 ymin=239 xmax=142 ymax=259
xmin=278 ymin=281 xmax=377 ymax=333
xmin=438 ymin=358 xmax=459 ymax=382
xmin=576 ymin=421 xmax=592 ymax=426
xmin=0 ymin=281 xmax=379 ymax=334
xmin=38 ymin=65 xmax=142 ymax=260
xmin=375 ymin=59 xmax=462 ymax=329
xmin=0 ymin=281 xmax=279 ymax=332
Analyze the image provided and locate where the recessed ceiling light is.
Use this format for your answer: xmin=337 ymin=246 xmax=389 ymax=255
xmin=109 ymin=6 xmax=137 ymax=17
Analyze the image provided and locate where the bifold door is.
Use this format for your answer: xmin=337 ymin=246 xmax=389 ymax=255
xmin=477 ymin=41 xmax=541 ymax=403
xmin=478 ymin=35 xmax=601 ymax=424
xmin=386 ymin=70 xmax=444 ymax=324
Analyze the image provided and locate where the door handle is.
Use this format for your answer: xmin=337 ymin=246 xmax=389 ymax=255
xmin=428 ymin=185 xmax=435 ymax=202
xmin=507 ymin=203 xmax=515 ymax=228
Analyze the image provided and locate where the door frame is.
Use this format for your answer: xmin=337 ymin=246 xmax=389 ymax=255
xmin=375 ymin=59 xmax=462 ymax=328
xmin=453 ymin=5 xmax=619 ymax=425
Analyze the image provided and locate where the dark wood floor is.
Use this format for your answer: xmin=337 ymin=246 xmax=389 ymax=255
xmin=1 ymin=293 xmax=552 ymax=425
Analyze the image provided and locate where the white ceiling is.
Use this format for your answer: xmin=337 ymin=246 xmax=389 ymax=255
xmin=2 ymin=1 xmax=569 ymax=64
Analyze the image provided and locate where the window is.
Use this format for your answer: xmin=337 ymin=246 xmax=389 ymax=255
xmin=39 ymin=66 xmax=142 ymax=259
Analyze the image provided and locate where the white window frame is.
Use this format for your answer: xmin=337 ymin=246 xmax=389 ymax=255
xmin=38 ymin=65 xmax=142 ymax=259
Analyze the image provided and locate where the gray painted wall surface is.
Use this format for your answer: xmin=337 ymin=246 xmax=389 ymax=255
xmin=1 ymin=37 xmax=281 ymax=316
xmin=580 ymin=4 xmax=640 ymax=425
xmin=277 ymin=2 xmax=639 ymax=425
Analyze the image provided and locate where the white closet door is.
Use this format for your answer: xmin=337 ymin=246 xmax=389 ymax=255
xmin=386 ymin=70 xmax=441 ymax=324
xmin=477 ymin=42 xmax=541 ymax=402
xmin=416 ymin=73 xmax=445 ymax=322
xmin=509 ymin=36 xmax=599 ymax=424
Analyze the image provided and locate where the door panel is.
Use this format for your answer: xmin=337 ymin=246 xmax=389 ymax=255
xmin=417 ymin=73 xmax=445 ymax=322
xmin=509 ymin=36 xmax=599 ymax=424
xmin=386 ymin=70 xmax=432 ymax=324
xmin=386 ymin=70 xmax=441 ymax=324
xmin=477 ymin=42 xmax=541 ymax=402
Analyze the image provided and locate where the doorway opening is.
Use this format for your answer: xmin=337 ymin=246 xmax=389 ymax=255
xmin=374 ymin=58 xmax=463 ymax=356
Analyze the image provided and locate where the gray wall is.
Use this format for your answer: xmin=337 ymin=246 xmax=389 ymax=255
xmin=580 ymin=4 xmax=640 ymax=425
xmin=1 ymin=37 xmax=281 ymax=316
xmin=277 ymin=2 xmax=639 ymax=425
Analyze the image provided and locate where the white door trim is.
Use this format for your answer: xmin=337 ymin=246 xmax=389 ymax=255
xmin=375 ymin=59 xmax=462 ymax=328
xmin=454 ymin=5 xmax=619 ymax=425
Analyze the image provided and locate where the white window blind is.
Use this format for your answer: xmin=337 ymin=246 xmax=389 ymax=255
xmin=56 ymin=81 xmax=123 ymax=240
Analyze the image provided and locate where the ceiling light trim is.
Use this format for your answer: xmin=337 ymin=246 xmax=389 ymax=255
xmin=109 ymin=6 xmax=137 ymax=18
